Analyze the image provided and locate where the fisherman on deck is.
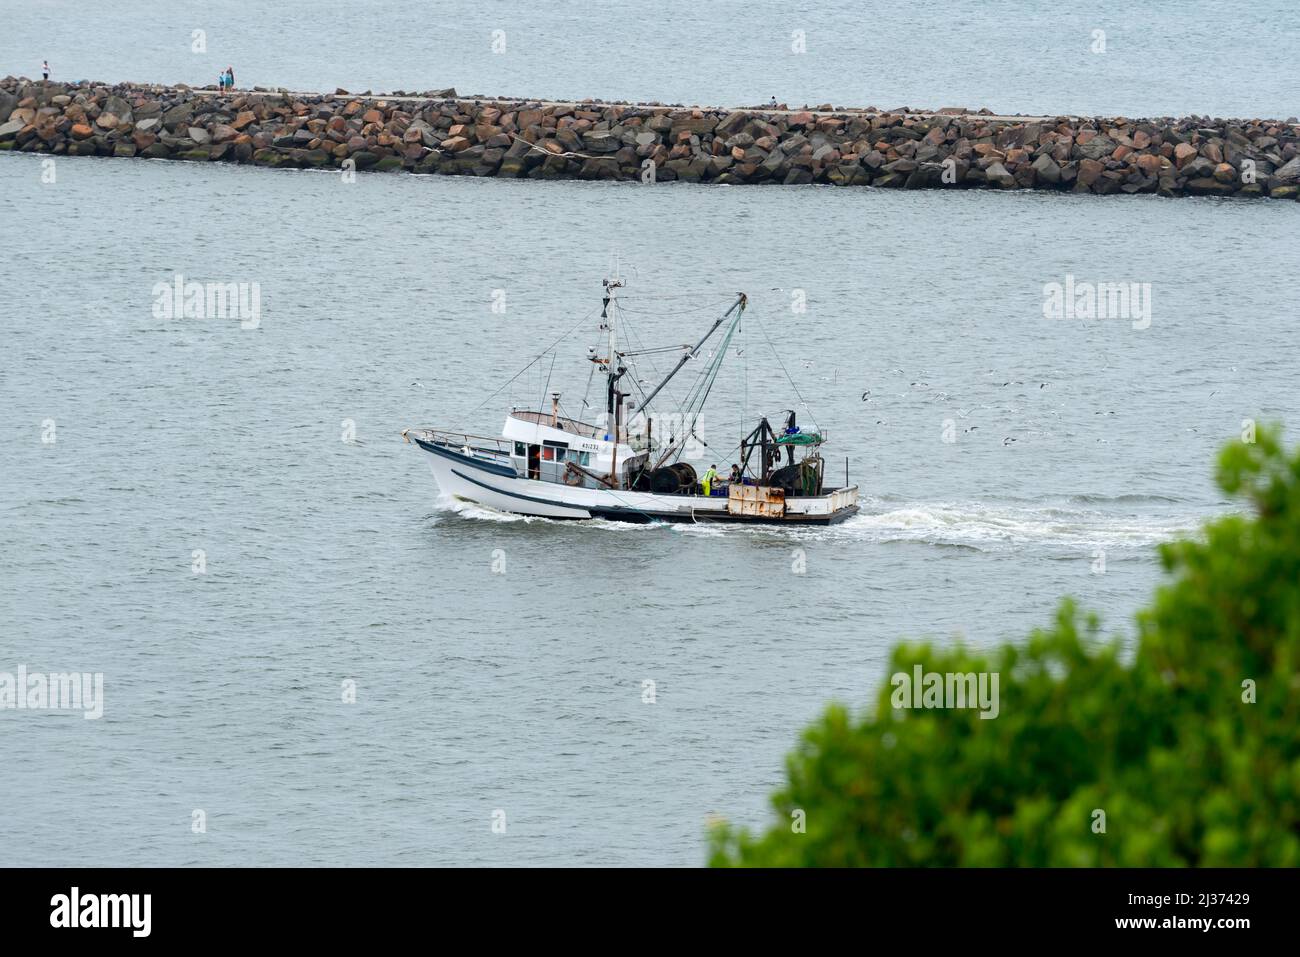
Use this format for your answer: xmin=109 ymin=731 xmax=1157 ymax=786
xmin=702 ymin=464 xmax=719 ymax=497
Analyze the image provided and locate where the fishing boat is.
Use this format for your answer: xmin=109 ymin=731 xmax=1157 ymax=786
xmin=403 ymin=279 xmax=859 ymax=524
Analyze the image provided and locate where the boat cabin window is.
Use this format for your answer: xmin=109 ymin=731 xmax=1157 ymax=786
xmin=514 ymin=442 xmax=526 ymax=456
xmin=542 ymin=441 xmax=569 ymax=462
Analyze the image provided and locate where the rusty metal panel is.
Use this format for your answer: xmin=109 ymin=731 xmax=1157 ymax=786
xmin=727 ymin=484 xmax=786 ymax=518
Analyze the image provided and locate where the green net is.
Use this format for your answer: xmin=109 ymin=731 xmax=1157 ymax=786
xmin=774 ymin=432 xmax=822 ymax=446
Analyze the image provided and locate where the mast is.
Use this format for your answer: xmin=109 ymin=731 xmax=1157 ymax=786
xmin=601 ymin=277 xmax=626 ymax=486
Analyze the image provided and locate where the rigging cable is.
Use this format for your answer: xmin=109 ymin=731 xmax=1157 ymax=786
xmin=750 ymin=306 xmax=820 ymax=434
xmin=469 ymin=308 xmax=596 ymax=415
xmin=539 ymin=351 xmax=557 ymax=414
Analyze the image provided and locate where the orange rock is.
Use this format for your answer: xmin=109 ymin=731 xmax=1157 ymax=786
xmin=1113 ymin=145 xmax=1132 ymax=161
xmin=1136 ymin=153 xmax=1163 ymax=175
xmin=362 ymin=109 xmax=383 ymax=125
xmin=70 ymin=123 xmax=94 ymax=139
xmin=1174 ymin=142 xmax=1197 ymax=167
xmin=232 ymin=111 xmax=257 ymax=130
xmin=1077 ymin=158 xmax=1104 ymax=186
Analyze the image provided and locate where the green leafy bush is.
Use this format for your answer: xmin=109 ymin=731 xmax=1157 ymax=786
xmin=710 ymin=428 xmax=1300 ymax=866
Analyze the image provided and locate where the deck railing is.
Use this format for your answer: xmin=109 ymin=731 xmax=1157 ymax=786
xmin=406 ymin=428 xmax=515 ymax=457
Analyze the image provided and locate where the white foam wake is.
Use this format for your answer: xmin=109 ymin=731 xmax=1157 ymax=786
xmin=841 ymin=500 xmax=1207 ymax=550
xmin=431 ymin=491 xmax=1214 ymax=551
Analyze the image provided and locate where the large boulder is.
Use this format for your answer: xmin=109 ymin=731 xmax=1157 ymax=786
xmin=715 ymin=112 xmax=750 ymax=137
xmin=162 ymin=100 xmax=196 ymax=131
xmin=1184 ymin=177 xmax=1235 ymax=196
xmin=1076 ymin=158 xmax=1105 ymax=187
xmin=584 ymin=130 xmax=622 ymax=153
xmin=1270 ymin=155 xmax=1300 ymax=185
xmin=1212 ymin=162 xmax=1238 ymax=184
xmin=104 ymin=95 xmax=132 ymax=124
xmin=1075 ymin=133 xmax=1117 ymax=160
xmin=1030 ymin=153 xmax=1062 ymax=185
xmin=985 ymin=161 xmax=1016 ymax=188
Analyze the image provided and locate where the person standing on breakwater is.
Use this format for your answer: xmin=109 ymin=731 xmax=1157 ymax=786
xmin=42 ymin=60 xmax=50 ymax=81
xmin=226 ymin=66 xmax=235 ymax=91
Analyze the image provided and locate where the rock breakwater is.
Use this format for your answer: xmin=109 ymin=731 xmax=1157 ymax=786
xmin=3 ymin=77 xmax=1298 ymax=200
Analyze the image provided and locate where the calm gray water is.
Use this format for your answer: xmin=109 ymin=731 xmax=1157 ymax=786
xmin=2 ymin=3 xmax=1299 ymax=866
xmin=3 ymin=0 xmax=1298 ymax=119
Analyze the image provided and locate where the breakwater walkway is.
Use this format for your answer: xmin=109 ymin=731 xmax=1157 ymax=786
xmin=3 ymin=77 xmax=1298 ymax=199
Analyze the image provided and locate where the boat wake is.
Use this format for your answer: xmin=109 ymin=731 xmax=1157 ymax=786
xmin=837 ymin=500 xmax=1209 ymax=551
xmin=432 ymin=492 xmax=1213 ymax=551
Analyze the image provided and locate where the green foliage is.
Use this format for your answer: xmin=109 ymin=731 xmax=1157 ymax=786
xmin=710 ymin=427 xmax=1300 ymax=866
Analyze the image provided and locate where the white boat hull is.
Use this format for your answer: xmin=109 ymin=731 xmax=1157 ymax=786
xmin=419 ymin=437 xmax=858 ymax=525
